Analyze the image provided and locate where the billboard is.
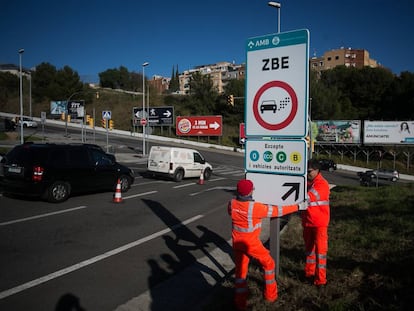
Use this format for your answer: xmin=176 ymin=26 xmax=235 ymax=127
xmin=50 ymin=100 xmax=67 ymax=115
xmin=364 ymin=121 xmax=414 ymax=144
xmin=176 ymin=116 xmax=222 ymax=136
xmin=314 ymin=120 xmax=361 ymax=144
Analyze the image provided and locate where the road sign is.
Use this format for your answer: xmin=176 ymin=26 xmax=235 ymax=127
xmin=245 ymin=29 xmax=309 ymax=137
xmin=246 ymin=172 xmax=306 ymax=205
xmin=102 ymin=110 xmax=111 ymax=120
xmin=176 ymin=116 xmax=222 ymax=136
xmin=239 ymin=123 xmax=246 ymax=144
xmin=133 ymin=106 xmax=174 ymax=126
xmin=245 ymin=139 xmax=307 ymax=175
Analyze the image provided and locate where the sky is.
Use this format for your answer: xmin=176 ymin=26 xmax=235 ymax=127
xmin=1 ymin=0 xmax=413 ymax=82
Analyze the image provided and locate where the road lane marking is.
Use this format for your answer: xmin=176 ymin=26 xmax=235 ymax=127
xmin=0 ymin=206 xmax=88 ymax=227
xmin=173 ymin=183 xmax=196 ymax=189
xmin=123 ymin=191 xmax=158 ymax=199
xmin=0 ymin=214 xmax=204 ymax=300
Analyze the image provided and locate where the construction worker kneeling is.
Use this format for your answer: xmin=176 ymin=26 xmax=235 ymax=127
xmin=228 ymin=179 xmax=308 ymax=310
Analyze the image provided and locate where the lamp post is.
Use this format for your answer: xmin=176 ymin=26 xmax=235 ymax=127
xmin=142 ymin=61 xmax=149 ymax=156
xmin=268 ymin=1 xmax=281 ymax=33
xmin=18 ymin=48 xmax=24 ymax=144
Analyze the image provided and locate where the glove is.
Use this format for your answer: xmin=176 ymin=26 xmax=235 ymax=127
xmin=298 ymin=200 xmax=308 ymax=211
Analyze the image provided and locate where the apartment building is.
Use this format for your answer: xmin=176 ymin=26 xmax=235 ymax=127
xmin=310 ymin=47 xmax=379 ymax=74
xmin=178 ymin=61 xmax=245 ymax=95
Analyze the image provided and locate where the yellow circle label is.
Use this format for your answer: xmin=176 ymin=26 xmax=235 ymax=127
xmin=290 ymin=152 xmax=302 ymax=164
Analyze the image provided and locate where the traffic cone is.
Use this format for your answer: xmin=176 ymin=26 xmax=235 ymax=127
xmin=113 ymin=178 xmax=123 ymax=203
xmin=198 ymin=168 xmax=204 ymax=185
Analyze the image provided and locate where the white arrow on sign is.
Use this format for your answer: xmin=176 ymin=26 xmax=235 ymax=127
xmin=209 ymin=121 xmax=220 ymax=130
xmin=163 ymin=110 xmax=172 ymax=118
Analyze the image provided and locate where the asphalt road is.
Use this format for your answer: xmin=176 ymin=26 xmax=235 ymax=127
xmin=0 ymin=124 xmax=405 ymax=310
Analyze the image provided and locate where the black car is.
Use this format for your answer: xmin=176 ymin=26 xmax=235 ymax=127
xmin=317 ymin=159 xmax=337 ymax=172
xmin=0 ymin=142 xmax=134 ymax=202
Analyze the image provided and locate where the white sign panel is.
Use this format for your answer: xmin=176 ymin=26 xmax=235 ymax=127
xmin=246 ymin=172 xmax=306 ymax=205
xmin=245 ymin=29 xmax=309 ymax=137
xmin=245 ymin=139 xmax=307 ymax=175
xmin=364 ymin=121 xmax=414 ymax=144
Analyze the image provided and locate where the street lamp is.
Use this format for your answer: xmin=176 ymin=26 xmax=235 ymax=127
xmin=142 ymin=61 xmax=149 ymax=156
xmin=18 ymin=48 xmax=24 ymax=144
xmin=268 ymin=1 xmax=281 ymax=33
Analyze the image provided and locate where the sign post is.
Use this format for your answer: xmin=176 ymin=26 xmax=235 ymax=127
xmin=245 ymin=29 xmax=310 ymax=278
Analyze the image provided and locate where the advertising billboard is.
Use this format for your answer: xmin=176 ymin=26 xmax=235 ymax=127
xmin=364 ymin=121 xmax=414 ymax=144
xmin=50 ymin=100 xmax=67 ymax=115
xmin=176 ymin=116 xmax=222 ymax=136
xmin=314 ymin=120 xmax=361 ymax=144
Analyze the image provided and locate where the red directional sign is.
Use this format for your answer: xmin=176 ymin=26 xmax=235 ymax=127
xmin=176 ymin=116 xmax=222 ymax=136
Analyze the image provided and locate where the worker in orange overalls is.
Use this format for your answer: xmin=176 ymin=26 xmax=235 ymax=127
xmin=228 ymin=179 xmax=308 ymax=310
xmin=302 ymin=158 xmax=330 ymax=286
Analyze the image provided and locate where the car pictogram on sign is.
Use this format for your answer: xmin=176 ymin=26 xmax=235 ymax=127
xmin=260 ymin=100 xmax=277 ymax=114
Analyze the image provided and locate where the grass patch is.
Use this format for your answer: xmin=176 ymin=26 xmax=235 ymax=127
xmin=202 ymin=184 xmax=414 ymax=310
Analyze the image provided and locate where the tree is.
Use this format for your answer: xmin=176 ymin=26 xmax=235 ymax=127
xmin=187 ymin=72 xmax=218 ymax=114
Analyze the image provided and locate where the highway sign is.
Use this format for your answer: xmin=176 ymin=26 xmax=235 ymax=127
xmin=133 ymin=106 xmax=174 ymax=126
xmin=246 ymin=172 xmax=306 ymax=205
xmin=176 ymin=116 xmax=222 ymax=136
xmin=245 ymin=29 xmax=309 ymax=137
xmin=245 ymin=139 xmax=307 ymax=175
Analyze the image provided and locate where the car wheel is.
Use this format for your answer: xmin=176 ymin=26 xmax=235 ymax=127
xmin=118 ymin=175 xmax=131 ymax=192
xmin=328 ymin=167 xmax=334 ymax=172
xmin=391 ymin=177 xmax=397 ymax=182
xmin=45 ymin=181 xmax=71 ymax=203
xmin=203 ymin=168 xmax=212 ymax=180
xmin=173 ymin=169 xmax=184 ymax=182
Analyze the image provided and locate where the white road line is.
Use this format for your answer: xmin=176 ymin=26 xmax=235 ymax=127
xmin=0 ymin=206 xmax=88 ymax=227
xmin=123 ymin=191 xmax=158 ymax=199
xmin=0 ymin=214 xmax=204 ymax=300
xmin=173 ymin=183 xmax=196 ymax=189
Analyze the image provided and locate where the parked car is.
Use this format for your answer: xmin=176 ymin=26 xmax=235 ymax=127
xmin=0 ymin=142 xmax=134 ymax=202
xmin=317 ymin=159 xmax=337 ymax=171
xmin=18 ymin=117 xmax=38 ymax=128
xmin=147 ymin=146 xmax=212 ymax=182
xmin=357 ymin=168 xmax=399 ymax=183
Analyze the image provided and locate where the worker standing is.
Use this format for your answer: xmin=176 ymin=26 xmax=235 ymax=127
xmin=302 ymin=158 xmax=330 ymax=286
xmin=228 ymin=179 xmax=308 ymax=310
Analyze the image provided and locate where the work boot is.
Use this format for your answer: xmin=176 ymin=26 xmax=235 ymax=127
xmin=264 ymin=282 xmax=278 ymax=302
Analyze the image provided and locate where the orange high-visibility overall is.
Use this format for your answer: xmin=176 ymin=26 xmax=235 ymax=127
xmin=228 ymin=198 xmax=300 ymax=309
xmin=302 ymin=172 xmax=330 ymax=286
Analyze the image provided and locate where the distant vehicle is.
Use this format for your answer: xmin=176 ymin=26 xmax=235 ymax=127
xmin=0 ymin=143 xmax=134 ymax=203
xmin=147 ymin=146 xmax=212 ymax=182
xmin=18 ymin=117 xmax=38 ymax=128
xmin=357 ymin=168 xmax=399 ymax=183
xmin=260 ymin=100 xmax=277 ymax=113
xmin=317 ymin=159 xmax=337 ymax=172
xmin=0 ymin=117 xmax=16 ymax=131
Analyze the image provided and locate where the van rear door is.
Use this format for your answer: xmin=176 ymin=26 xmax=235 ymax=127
xmin=147 ymin=146 xmax=171 ymax=174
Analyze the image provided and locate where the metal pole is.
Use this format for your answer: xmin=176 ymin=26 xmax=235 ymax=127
xmin=18 ymin=49 xmax=24 ymax=144
xmin=142 ymin=62 xmax=149 ymax=156
xmin=267 ymin=1 xmax=282 ymax=279
xmin=142 ymin=65 xmax=145 ymax=156
xmin=29 ymin=72 xmax=32 ymax=118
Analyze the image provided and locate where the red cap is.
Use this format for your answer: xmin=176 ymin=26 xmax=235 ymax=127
xmin=237 ymin=179 xmax=254 ymax=196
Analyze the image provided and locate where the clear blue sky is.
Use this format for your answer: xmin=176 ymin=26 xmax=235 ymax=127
xmin=1 ymin=0 xmax=413 ymax=82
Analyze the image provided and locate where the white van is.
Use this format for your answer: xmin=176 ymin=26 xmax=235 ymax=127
xmin=147 ymin=146 xmax=213 ymax=182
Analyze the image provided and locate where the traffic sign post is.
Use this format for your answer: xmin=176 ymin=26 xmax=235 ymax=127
xmin=244 ymin=29 xmax=310 ymax=279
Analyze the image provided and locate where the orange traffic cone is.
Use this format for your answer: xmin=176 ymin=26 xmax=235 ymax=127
xmin=198 ymin=168 xmax=204 ymax=185
xmin=113 ymin=178 xmax=123 ymax=203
